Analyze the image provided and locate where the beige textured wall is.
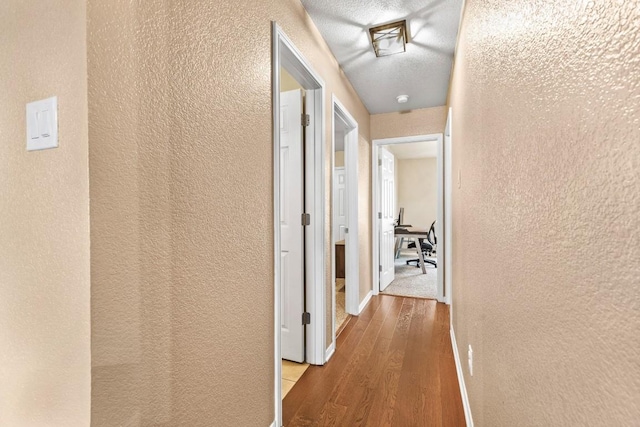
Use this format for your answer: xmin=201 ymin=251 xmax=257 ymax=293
xmin=356 ymin=135 xmax=372 ymax=307
xmin=371 ymin=106 xmax=447 ymax=140
xmin=0 ymin=1 xmax=90 ymax=425
xmin=88 ymin=0 xmax=370 ymax=425
xmin=335 ymin=151 xmax=344 ymax=167
xmin=397 ymin=158 xmax=437 ymax=229
xmin=281 ymin=68 xmax=303 ymax=92
xmin=449 ymin=0 xmax=640 ymax=425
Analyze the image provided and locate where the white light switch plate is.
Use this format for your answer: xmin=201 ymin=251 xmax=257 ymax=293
xmin=26 ymin=96 xmax=58 ymax=151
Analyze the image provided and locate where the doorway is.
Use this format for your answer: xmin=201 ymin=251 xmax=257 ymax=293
xmin=372 ymin=134 xmax=447 ymax=302
xmin=272 ymin=23 xmax=327 ymax=427
xmin=330 ymin=96 xmax=359 ymax=351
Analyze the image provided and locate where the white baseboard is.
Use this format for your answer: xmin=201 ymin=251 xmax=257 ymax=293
xmin=358 ymin=290 xmax=373 ymax=314
xmin=269 ymin=421 xmax=276 ymax=427
xmin=325 ymin=342 xmax=336 ymax=363
xmin=450 ymin=327 xmax=474 ymax=427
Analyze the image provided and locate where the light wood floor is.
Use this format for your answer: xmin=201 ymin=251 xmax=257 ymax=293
xmin=283 ymin=295 xmax=465 ymax=427
xmin=282 ymin=360 xmax=310 ymax=398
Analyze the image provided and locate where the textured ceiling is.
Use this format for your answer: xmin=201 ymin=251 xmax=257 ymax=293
xmin=300 ymin=0 xmax=463 ymax=114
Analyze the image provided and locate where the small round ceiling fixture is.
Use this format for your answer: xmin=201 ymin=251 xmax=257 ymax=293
xmin=396 ymin=95 xmax=409 ymax=104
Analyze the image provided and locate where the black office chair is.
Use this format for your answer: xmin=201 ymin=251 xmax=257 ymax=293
xmin=406 ymin=221 xmax=437 ymax=268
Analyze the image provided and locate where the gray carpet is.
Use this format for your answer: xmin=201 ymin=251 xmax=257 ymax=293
xmin=381 ymin=249 xmax=438 ymax=299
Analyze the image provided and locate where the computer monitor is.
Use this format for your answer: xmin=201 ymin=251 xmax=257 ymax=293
xmin=396 ymin=207 xmax=404 ymax=226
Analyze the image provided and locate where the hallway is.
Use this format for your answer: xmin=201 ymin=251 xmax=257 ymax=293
xmin=283 ymin=295 xmax=464 ymax=426
xmin=2 ymin=0 xmax=638 ymax=424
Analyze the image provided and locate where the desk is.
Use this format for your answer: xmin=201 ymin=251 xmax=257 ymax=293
xmin=394 ymin=227 xmax=428 ymax=274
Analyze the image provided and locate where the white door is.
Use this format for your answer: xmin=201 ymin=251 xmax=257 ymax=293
xmin=333 ymin=167 xmax=347 ymax=242
xmin=280 ymin=89 xmax=305 ymax=363
xmin=379 ymin=147 xmax=396 ymax=291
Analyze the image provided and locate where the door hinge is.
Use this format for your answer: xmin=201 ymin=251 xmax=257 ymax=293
xmin=379 ymin=265 xmax=383 ymax=272
xmin=378 ymin=212 xmax=382 ymax=219
xmin=302 ymin=312 xmax=311 ymax=325
xmin=301 ymin=213 xmax=311 ymax=226
xmin=345 ymin=227 xmax=349 ymax=234
xmin=378 ymin=159 xmax=382 ymax=166
xmin=301 ymin=114 xmax=310 ymax=127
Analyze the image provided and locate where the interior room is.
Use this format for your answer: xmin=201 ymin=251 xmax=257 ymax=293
xmin=333 ymin=116 xmax=349 ymax=335
xmin=381 ymin=141 xmax=439 ymax=300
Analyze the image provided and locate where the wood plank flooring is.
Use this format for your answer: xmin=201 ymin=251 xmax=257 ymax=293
xmin=283 ymin=295 xmax=465 ymax=427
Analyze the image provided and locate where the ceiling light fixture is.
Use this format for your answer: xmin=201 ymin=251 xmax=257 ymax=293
xmin=369 ymin=20 xmax=408 ymax=57
xmin=397 ymin=95 xmax=409 ymax=104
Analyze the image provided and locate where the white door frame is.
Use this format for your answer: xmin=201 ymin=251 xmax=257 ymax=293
xmin=445 ymin=109 xmax=453 ymax=306
xmin=330 ymin=95 xmax=359 ymax=355
xmin=272 ymin=22 xmax=326 ymax=427
xmin=371 ymin=133 xmax=447 ymax=303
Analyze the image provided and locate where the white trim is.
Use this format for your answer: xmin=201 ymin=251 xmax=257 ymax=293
xmin=333 ymin=96 xmax=360 ymax=316
xmin=304 ymin=88 xmax=327 ymax=368
xmin=372 ymin=134 xmax=441 ymax=145
xmin=445 ymin=108 xmax=453 ymax=306
xmin=271 ymin=23 xmax=282 ymax=427
xmin=329 ymin=164 xmax=344 ymax=354
xmin=450 ymin=327 xmax=474 ymax=427
xmin=345 ymin=124 xmax=360 ymax=315
xmin=371 ymin=134 xmax=446 ymax=301
xmin=272 ymin=22 xmax=326 ymax=427
xmin=330 ymin=105 xmax=337 ymax=346
xmin=325 ymin=341 xmax=336 ymax=362
xmin=358 ymin=290 xmax=373 ymax=314
xmin=436 ymin=136 xmax=445 ymax=302
xmin=269 ymin=422 xmax=277 ymax=427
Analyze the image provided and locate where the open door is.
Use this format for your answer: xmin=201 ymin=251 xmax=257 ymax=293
xmin=334 ymin=167 xmax=347 ymax=242
xmin=280 ymin=89 xmax=305 ymax=363
xmin=379 ymin=147 xmax=396 ymax=291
